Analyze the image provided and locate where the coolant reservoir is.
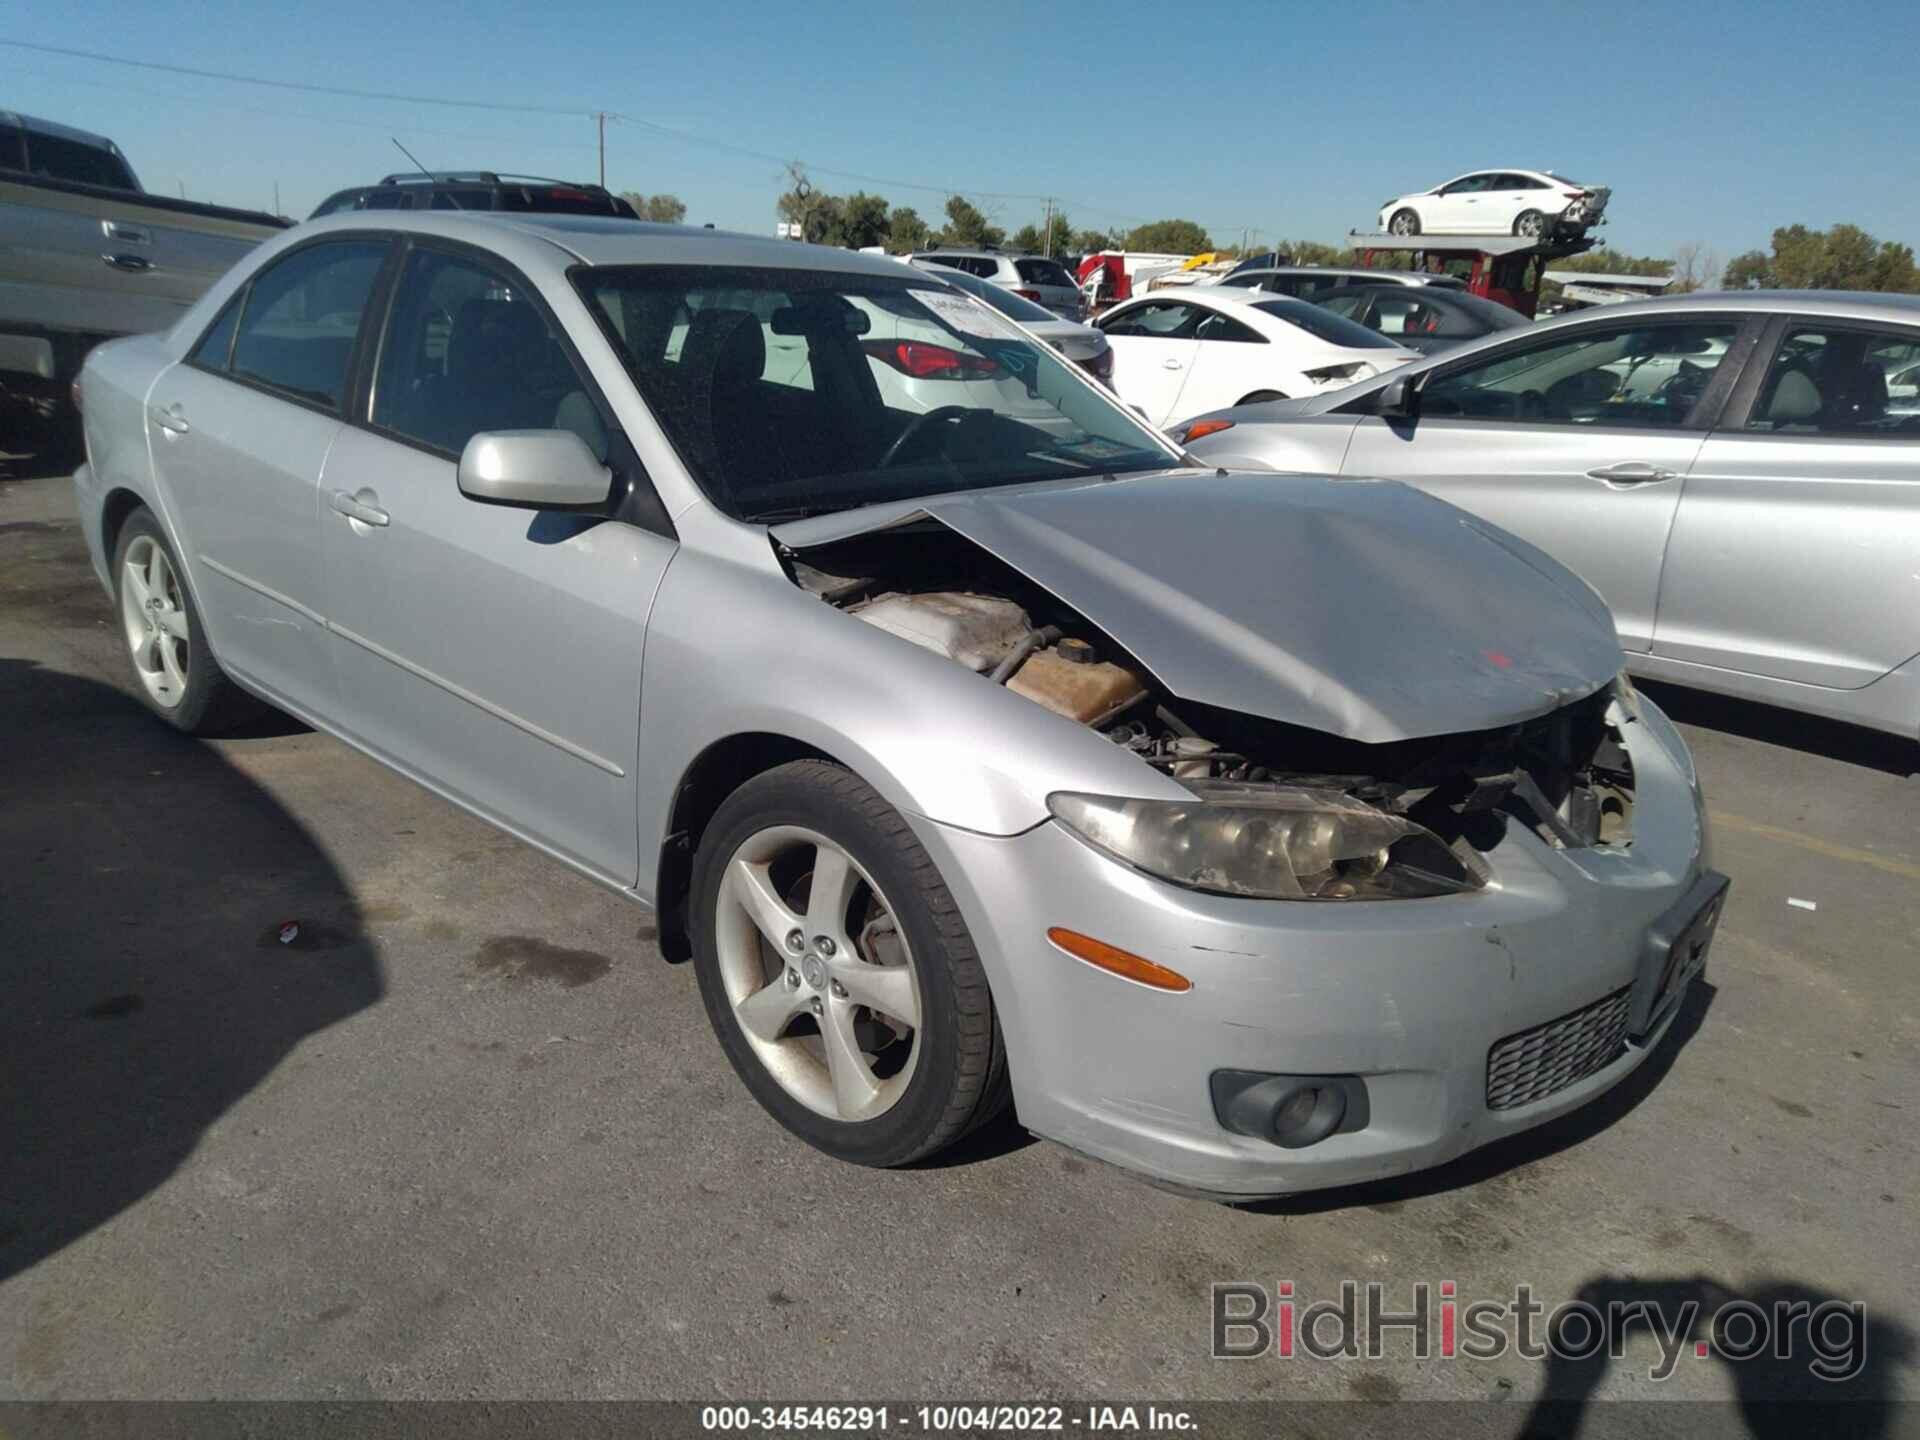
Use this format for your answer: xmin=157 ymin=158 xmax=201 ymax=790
xmin=1008 ymin=648 xmax=1147 ymax=725
xmin=850 ymin=593 xmax=1032 ymax=672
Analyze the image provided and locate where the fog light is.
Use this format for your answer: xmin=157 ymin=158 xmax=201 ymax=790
xmin=1210 ymin=1070 xmax=1369 ymax=1150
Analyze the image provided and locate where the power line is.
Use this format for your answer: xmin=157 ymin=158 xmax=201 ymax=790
xmin=2 ymin=39 xmax=590 ymax=116
xmin=3 ymin=37 xmax=1250 ymax=234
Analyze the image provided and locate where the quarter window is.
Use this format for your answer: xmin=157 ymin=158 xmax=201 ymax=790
xmin=227 ymin=240 xmax=389 ymax=409
xmin=1194 ymin=312 xmax=1264 ymax=344
xmin=1419 ymin=320 xmax=1739 ymax=427
xmin=1747 ymin=326 xmax=1920 ymax=437
xmin=189 ymin=294 xmax=244 ymax=371
xmin=372 ymin=247 xmax=606 ymax=459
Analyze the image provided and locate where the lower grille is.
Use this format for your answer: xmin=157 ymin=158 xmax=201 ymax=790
xmin=1486 ymin=986 xmax=1632 ymax=1112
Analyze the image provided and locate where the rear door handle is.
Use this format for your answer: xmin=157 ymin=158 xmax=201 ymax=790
xmin=329 ymin=489 xmax=390 ymax=528
xmin=1587 ymin=462 xmax=1677 ymax=485
xmin=101 ymin=220 xmax=152 ymax=244
xmin=102 ymin=253 xmax=154 ymax=273
xmin=1163 ymin=357 xmax=1184 ymax=370
xmin=149 ymin=403 xmax=189 ymax=435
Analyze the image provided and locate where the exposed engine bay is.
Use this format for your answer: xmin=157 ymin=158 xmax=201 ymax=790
xmin=783 ymin=522 xmax=1636 ymax=884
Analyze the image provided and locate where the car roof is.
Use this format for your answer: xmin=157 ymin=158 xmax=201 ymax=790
xmin=1216 ymin=266 xmax=1464 ymax=287
xmin=0 ymin=109 xmax=120 ymax=150
xmin=1527 ymin=289 xmax=1920 ymax=328
xmin=294 ymin=210 xmax=928 ymax=279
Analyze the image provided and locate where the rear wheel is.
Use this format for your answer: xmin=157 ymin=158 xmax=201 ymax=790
xmin=1514 ymin=209 xmax=1547 ymax=239
xmin=691 ymin=759 xmax=1009 ymax=1167
xmin=1388 ymin=208 xmax=1421 ymax=237
xmin=112 ymin=508 xmax=255 ymax=734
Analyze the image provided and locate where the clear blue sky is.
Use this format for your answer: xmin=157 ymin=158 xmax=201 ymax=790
xmin=8 ymin=0 xmax=1918 ymax=267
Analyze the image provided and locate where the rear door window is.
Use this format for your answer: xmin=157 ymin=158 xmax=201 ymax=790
xmin=227 ymin=240 xmax=391 ymax=410
xmin=1746 ymin=326 xmax=1920 ymax=437
xmin=1100 ymin=301 xmax=1202 ymax=338
xmin=22 ymin=131 xmax=137 ymax=189
xmin=1015 ymin=258 xmax=1076 ymax=288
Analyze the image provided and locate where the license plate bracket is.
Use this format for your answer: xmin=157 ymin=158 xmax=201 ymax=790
xmin=1629 ymin=870 xmax=1729 ymax=1040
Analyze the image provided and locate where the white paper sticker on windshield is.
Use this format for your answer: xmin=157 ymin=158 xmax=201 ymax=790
xmin=918 ymin=290 xmax=1020 ymax=341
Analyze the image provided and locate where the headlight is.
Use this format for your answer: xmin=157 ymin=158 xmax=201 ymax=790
xmin=1048 ymin=782 xmax=1483 ymax=901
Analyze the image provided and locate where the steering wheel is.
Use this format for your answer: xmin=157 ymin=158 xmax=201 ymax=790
xmin=879 ymin=405 xmax=972 ymax=468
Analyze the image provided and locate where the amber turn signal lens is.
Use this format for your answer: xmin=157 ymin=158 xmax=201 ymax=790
xmin=1046 ymin=927 xmax=1192 ymax=993
xmin=1179 ymin=418 xmax=1234 ymax=444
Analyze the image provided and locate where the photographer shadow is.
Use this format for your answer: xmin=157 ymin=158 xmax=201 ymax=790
xmin=0 ymin=658 xmax=385 ymax=1280
xmin=1517 ymin=1273 xmax=1914 ymax=1438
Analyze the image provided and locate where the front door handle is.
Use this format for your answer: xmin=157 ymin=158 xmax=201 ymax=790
xmin=149 ymin=403 xmax=190 ymax=435
xmin=102 ymin=252 xmax=154 ymax=273
xmin=329 ymin=489 xmax=390 ymax=528
xmin=1163 ymin=357 xmax=1184 ymax=370
xmin=1587 ymin=462 xmax=1677 ymax=485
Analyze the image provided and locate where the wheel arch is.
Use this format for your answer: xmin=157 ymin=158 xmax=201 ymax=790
xmin=100 ymin=486 xmax=150 ymax=568
xmin=652 ymin=731 xmax=840 ymax=963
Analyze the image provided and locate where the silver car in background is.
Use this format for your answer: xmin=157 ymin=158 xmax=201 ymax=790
xmin=72 ymin=213 xmax=1718 ymax=1198
xmin=907 ymin=258 xmax=1113 ymax=385
xmin=1179 ymin=292 xmax=1920 ymax=741
xmin=909 ymin=248 xmax=1086 ymax=320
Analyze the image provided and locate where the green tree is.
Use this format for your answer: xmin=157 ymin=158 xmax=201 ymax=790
xmin=887 ymin=206 xmax=930 ymax=253
xmin=1072 ymin=227 xmax=1118 ymax=254
xmin=836 ymin=191 xmax=891 ymax=250
xmin=620 ymin=191 xmax=687 ymax=224
xmin=1708 ymin=224 xmax=1917 ymax=292
xmin=1279 ymin=239 xmax=1356 ymax=267
xmin=1123 ymin=219 xmax=1212 ymax=253
xmin=1011 ymin=223 xmax=1045 ymax=253
xmin=1722 ymin=250 xmax=1773 ymax=289
xmin=937 ymin=195 xmax=1004 ymax=248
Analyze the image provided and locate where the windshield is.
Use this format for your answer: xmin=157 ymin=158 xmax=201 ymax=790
xmin=1251 ymin=298 xmax=1403 ymax=350
xmin=574 ymin=264 xmax=1178 ymax=522
xmin=916 ymin=264 xmax=1058 ymax=324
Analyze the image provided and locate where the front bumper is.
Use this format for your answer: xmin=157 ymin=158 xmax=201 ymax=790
xmin=910 ymin=698 xmax=1713 ymax=1198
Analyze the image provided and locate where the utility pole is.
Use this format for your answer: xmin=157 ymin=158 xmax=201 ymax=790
xmin=1042 ymin=197 xmax=1053 ymax=256
xmin=596 ymin=111 xmax=607 ymax=188
xmin=274 ymin=180 xmax=281 ymax=216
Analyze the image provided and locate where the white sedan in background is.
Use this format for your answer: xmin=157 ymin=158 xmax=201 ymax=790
xmin=1094 ymin=288 xmax=1416 ymax=426
xmin=1378 ymin=169 xmax=1610 ymax=238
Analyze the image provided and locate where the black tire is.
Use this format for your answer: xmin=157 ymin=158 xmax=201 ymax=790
xmin=1237 ymin=390 xmax=1287 ymax=406
xmin=1388 ymin=208 xmax=1421 ymax=237
xmin=111 ymin=507 xmax=258 ymax=734
xmin=1514 ymin=209 xmax=1547 ymax=239
xmin=691 ymin=759 xmax=1010 ymax=1167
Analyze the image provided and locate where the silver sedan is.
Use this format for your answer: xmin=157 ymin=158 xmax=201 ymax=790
xmin=1177 ymin=291 xmax=1920 ymax=741
xmin=73 ymin=213 xmax=1719 ymax=1197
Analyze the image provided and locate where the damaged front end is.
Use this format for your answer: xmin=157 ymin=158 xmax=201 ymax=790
xmin=782 ymin=518 xmax=1636 ymax=903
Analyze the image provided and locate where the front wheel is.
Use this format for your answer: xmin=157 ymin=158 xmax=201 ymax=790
xmin=112 ymin=507 xmax=255 ymax=733
xmin=1388 ymin=208 xmax=1421 ymax=237
xmin=691 ymin=759 xmax=1009 ymax=1167
xmin=1514 ymin=209 xmax=1547 ymax=239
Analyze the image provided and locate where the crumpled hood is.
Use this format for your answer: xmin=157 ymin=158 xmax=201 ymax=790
xmin=777 ymin=469 xmax=1621 ymax=743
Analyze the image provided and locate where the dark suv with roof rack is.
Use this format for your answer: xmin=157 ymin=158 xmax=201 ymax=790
xmin=309 ymin=172 xmax=639 ymax=221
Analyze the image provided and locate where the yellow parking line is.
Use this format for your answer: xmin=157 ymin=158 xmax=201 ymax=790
xmin=1711 ymin=811 xmax=1920 ymax=882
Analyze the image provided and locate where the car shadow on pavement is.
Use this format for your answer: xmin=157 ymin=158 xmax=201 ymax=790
xmin=1242 ymin=979 xmax=1716 ymax=1217
xmin=1638 ymin=680 xmax=1917 ymax=778
xmin=1515 ymin=1273 xmax=1913 ymax=1439
xmin=0 ymin=658 xmax=385 ymax=1281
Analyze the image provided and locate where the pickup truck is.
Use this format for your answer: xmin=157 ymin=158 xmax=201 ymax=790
xmin=1 ymin=110 xmax=289 ymax=464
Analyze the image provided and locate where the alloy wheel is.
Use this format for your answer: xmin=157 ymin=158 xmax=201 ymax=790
xmin=120 ymin=535 xmax=190 ymax=709
xmin=714 ymin=825 xmax=924 ymax=1123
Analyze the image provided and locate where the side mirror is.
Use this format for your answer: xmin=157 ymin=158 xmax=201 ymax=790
xmin=458 ymin=430 xmax=612 ymax=510
xmin=1374 ymin=374 xmax=1421 ymax=421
